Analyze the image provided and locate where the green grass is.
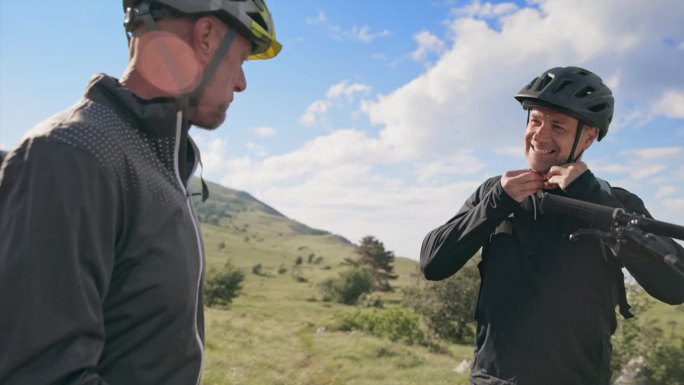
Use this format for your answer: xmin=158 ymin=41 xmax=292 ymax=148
xmin=199 ymin=218 xmax=473 ymax=385
xmin=641 ymin=300 xmax=684 ymax=338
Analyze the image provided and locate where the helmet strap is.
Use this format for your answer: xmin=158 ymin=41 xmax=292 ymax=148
xmin=566 ymin=121 xmax=585 ymax=163
xmin=182 ymin=29 xmax=236 ymax=121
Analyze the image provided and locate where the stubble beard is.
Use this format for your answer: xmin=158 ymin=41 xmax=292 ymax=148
xmin=191 ymin=105 xmax=228 ymax=130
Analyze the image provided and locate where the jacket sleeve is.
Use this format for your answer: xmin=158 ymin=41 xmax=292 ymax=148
xmin=564 ymin=170 xmax=684 ymax=305
xmin=0 ymin=139 xmax=119 ymax=384
xmin=420 ymin=177 xmax=520 ymax=281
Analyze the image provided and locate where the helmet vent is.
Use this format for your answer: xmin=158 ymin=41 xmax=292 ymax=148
xmin=535 ymin=73 xmax=555 ymax=91
xmin=553 ymin=79 xmax=573 ymax=94
xmin=575 ymin=86 xmax=595 ymax=98
xmin=248 ymin=12 xmax=268 ymax=31
xmin=588 ymin=103 xmax=608 ymax=112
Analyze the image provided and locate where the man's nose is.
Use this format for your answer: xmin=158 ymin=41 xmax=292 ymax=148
xmin=234 ymin=67 xmax=246 ymax=93
xmin=532 ymin=121 xmax=551 ymax=141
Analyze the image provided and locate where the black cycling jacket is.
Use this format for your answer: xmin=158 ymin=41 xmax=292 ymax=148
xmin=0 ymin=74 xmax=206 ymax=384
xmin=421 ymin=171 xmax=684 ymax=385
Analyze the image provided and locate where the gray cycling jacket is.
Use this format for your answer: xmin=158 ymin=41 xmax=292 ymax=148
xmin=0 ymin=74 xmax=206 ymax=385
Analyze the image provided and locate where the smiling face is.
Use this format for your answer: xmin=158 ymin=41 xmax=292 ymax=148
xmin=524 ymin=106 xmax=598 ymax=172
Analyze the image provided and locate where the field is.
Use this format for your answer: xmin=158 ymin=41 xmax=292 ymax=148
xmin=199 ymin=227 xmax=475 ymax=385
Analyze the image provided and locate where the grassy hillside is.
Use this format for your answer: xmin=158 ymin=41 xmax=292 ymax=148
xmin=192 ymin=180 xmax=473 ymax=385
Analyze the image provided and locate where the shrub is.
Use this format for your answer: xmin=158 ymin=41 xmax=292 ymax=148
xmin=319 ymin=267 xmax=374 ymax=305
xmin=333 ymin=307 xmax=425 ymax=345
xmin=403 ymin=259 xmax=479 ymax=344
xmin=360 ymin=294 xmax=384 ymax=308
xmin=252 ymin=263 xmax=263 ymax=275
xmin=644 ymin=336 xmax=684 ymax=384
xmin=611 ymin=284 xmax=684 ymax=384
xmin=204 ymin=261 xmax=245 ymax=308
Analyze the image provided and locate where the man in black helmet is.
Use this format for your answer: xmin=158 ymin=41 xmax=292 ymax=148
xmin=421 ymin=66 xmax=684 ymax=385
xmin=0 ymin=1 xmax=280 ymax=384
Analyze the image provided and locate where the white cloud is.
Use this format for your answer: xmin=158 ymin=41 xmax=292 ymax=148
xmin=246 ymin=142 xmax=267 ymax=157
xmin=458 ymin=1 xmax=519 ymax=18
xmin=494 ymin=146 xmax=523 ymax=158
xmin=309 ymin=10 xmax=391 ymax=43
xmin=655 ymin=186 xmax=679 ymax=199
xmin=252 ymin=126 xmax=276 ymax=138
xmin=306 ymin=10 xmax=327 ymax=26
xmin=195 ymin=137 xmax=230 ymax=176
xmin=299 ymin=100 xmax=329 ymax=127
xmin=410 ymin=30 xmax=446 ymax=64
xmin=652 ymin=91 xmax=684 ymax=118
xmin=416 ymin=153 xmax=485 ymax=183
xmin=349 ymin=26 xmax=391 ymax=43
xmin=629 ymin=147 xmax=683 ymax=160
xmin=300 ymin=81 xmax=371 ymax=127
xmin=662 ymin=198 xmax=684 ymax=209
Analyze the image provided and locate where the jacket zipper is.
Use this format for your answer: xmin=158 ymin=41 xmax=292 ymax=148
xmin=172 ymin=111 xmax=205 ymax=385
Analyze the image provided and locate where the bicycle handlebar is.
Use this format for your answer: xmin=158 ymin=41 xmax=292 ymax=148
xmin=540 ymin=193 xmax=684 ymax=241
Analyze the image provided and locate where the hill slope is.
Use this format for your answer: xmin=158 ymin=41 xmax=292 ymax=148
xmin=191 ymin=179 xmax=357 ymax=271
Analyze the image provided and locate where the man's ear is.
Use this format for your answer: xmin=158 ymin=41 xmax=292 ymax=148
xmin=580 ymin=126 xmax=599 ymax=151
xmin=191 ymin=16 xmax=222 ymax=65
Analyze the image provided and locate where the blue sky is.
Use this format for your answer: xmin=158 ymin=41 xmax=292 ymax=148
xmin=2 ymin=0 xmax=683 ymax=260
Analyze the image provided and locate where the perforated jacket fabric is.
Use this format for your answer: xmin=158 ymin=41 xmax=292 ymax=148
xmin=421 ymin=171 xmax=684 ymax=385
xmin=0 ymin=74 xmax=206 ymax=384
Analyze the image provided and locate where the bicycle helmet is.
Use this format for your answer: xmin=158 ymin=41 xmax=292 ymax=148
xmin=515 ymin=66 xmax=613 ymax=141
xmin=123 ymin=0 xmax=281 ymax=60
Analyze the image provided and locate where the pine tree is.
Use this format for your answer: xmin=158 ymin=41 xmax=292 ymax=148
xmin=344 ymin=235 xmax=398 ymax=292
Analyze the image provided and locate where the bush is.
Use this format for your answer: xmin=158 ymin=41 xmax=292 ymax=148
xmin=333 ymin=307 xmax=425 ymax=345
xmin=204 ymin=261 xmax=245 ymax=308
xmin=644 ymin=336 xmax=684 ymax=385
xmin=611 ymin=283 xmax=663 ymax=374
xmin=611 ymin=284 xmax=684 ymax=384
xmin=403 ymin=259 xmax=479 ymax=344
xmin=319 ymin=267 xmax=374 ymax=305
xmin=359 ymin=294 xmax=384 ymax=308
xmin=252 ymin=263 xmax=263 ymax=275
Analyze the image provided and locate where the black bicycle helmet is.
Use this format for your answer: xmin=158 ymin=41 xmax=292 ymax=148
xmin=515 ymin=66 xmax=613 ymax=141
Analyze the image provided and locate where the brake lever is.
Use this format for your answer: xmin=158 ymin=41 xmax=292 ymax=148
xmin=570 ymin=228 xmax=624 ymax=257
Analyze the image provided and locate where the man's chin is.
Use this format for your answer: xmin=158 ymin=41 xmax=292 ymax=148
xmin=190 ymin=113 xmax=226 ymax=130
xmin=526 ymin=159 xmax=551 ymax=173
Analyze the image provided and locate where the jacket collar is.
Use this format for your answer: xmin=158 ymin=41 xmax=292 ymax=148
xmin=84 ymin=73 xmax=190 ymax=139
xmin=84 ymin=73 xmax=200 ymax=186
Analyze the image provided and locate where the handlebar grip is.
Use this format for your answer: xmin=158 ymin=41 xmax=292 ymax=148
xmin=540 ymin=193 xmax=622 ymax=230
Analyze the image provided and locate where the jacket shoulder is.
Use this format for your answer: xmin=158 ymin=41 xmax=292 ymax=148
xmin=609 ymin=186 xmax=648 ymax=213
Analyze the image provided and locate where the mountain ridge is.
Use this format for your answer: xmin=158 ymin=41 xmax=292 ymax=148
xmin=191 ymin=178 xmax=354 ymax=249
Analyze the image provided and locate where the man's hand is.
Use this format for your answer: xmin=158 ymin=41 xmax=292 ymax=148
xmin=543 ymin=161 xmax=588 ymax=190
xmin=501 ymin=169 xmax=544 ymax=203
